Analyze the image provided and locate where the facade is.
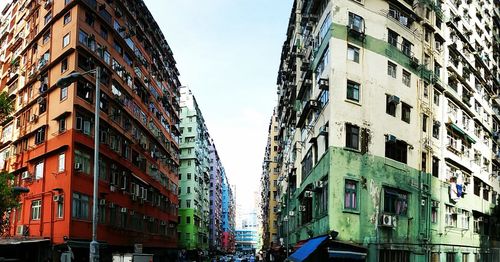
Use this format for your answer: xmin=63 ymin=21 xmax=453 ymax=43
xmin=178 ymin=86 xmax=211 ymax=252
xmin=260 ymin=111 xmax=280 ymax=250
xmin=208 ymin=139 xmax=224 ymax=253
xmin=0 ymin=0 xmax=181 ymax=261
xmin=235 ymin=208 xmax=259 ymax=254
xmin=265 ymin=0 xmax=500 ymax=261
xmin=221 ymin=174 xmax=236 ymax=253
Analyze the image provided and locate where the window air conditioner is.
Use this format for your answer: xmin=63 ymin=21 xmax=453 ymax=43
xmin=388 ymin=95 xmax=400 ymax=105
xmin=386 ymin=134 xmax=397 ymax=143
xmin=304 ymin=191 xmax=313 ymax=198
xmin=381 ymin=214 xmax=397 ymax=227
xmin=109 ymin=203 xmax=115 ymax=208
xmin=21 ymin=171 xmax=31 ymax=179
xmin=74 ymin=162 xmax=82 ymax=171
xmin=53 ymin=195 xmax=63 ymax=202
xmin=29 ymin=114 xmax=38 ymax=123
xmin=99 ymin=199 xmax=106 ymax=205
xmin=120 ymin=207 xmax=127 ymax=213
xmin=299 ymin=205 xmax=306 ymax=212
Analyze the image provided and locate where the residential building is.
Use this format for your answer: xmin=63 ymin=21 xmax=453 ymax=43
xmin=235 ymin=207 xmax=259 ymax=254
xmin=260 ymin=111 xmax=280 ymax=250
xmin=266 ymin=0 xmax=500 ymax=261
xmin=221 ymin=175 xmax=236 ymax=253
xmin=0 ymin=0 xmax=181 ymax=261
xmin=208 ymin=139 xmax=224 ymax=253
xmin=178 ymin=86 xmax=212 ymax=254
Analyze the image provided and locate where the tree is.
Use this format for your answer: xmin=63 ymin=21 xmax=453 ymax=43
xmin=0 ymin=91 xmax=14 ymax=123
xmin=0 ymin=172 xmax=17 ymax=233
xmin=0 ymin=90 xmax=15 ymax=233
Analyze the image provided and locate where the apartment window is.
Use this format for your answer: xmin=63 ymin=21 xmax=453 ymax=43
xmin=85 ymin=11 xmax=94 ymax=26
xmin=402 ymin=70 xmax=411 ymax=86
xmin=401 ymin=103 xmax=411 ymax=123
xmin=387 ymin=62 xmax=397 ymax=78
xmin=431 ymin=202 xmax=438 ymax=223
xmin=44 ymin=12 xmax=52 ymax=25
xmin=35 ymin=126 xmax=46 ymax=145
xmin=345 ymin=124 xmax=360 ymax=150
xmin=186 ymin=200 xmax=191 ymax=208
xmin=462 ymin=253 xmax=469 ymax=262
xmin=63 ymin=12 xmax=71 ymax=25
xmin=383 ymin=188 xmax=408 ymax=216
xmin=460 ymin=209 xmax=470 ymax=229
xmin=432 ymin=157 xmax=439 ymax=177
xmin=61 ymin=58 xmax=68 ymax=73
xmin=113 ymin=40 xmax=123 ymax=55
xmin=103 ymin=50 xmax=111 ymax=64
xmin=317 ymin=179 xmax=328 ymax=215
xmin=386 ymin=95 xmax=397 ymax=116
xmin=446 ymin=253 xmax=455 ymax=262
xmin=388 ymin=29 xmax=398 ymax=47
xmin=100 ymin=25 xmax=108 ymax=40
xmin=347 ymin=45 xmax=359 ymax=62
xmin=379 ymin=250 xmax=410 ymax=262
xmin=31 ymin=200 xmax=42 ymax=220
xmin=344 ymin=180 xmax=358 ymax=210
xmin=346 ymin=81 xmax=360 ymax=102
xmin=348 ymin=12 xmax=364 ymax=33
xmin=57 ymin=200 xmax=64 ymax=218
xmin=58 ymin=118 xmax=66 ymax=132
xmin=98 ymin=202 xmax=106 ymax=224
xmin=385 ymin=139 xmax=407 ymax=163
xmin=445 ymin=205 xmax=457 ymax=227
xmin=187 ymin=187 xmax=191 ymax=194
xmin=58 ymin=153 xmax=65 ymax=172
xmin=422 ymin=114 xmax=428 ymax=132
xmin=430 ymin=122 xmax=440 ymax=140
xmin=186 ymin=216 xmax=191 ymax=224
xmin=35 ymin=161 xmax=44 ymax=180
xmin=63 ymin=33 xmax=70 ymax=48
xmin=187 ymin=173 xmax=192 ymax=180
xmin=402 ymin=38 xmax=412 ymax=56
xmin=72 ymin=193 xmax=89 ymax=219
xmin=43 ymin=31 xmax=51 ymax=44
xmin=74 ymin=150 xmax=91 ymax=174
xmin=434 ymin=90 xmax=440 ymax=105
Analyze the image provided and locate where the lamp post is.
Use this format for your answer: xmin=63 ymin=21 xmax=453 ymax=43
xmin=56 ymin=67 xmax=101 ymax=262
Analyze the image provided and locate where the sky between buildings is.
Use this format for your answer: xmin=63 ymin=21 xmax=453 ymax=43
xmin=144 ymin=0 xmax=292 ymax=210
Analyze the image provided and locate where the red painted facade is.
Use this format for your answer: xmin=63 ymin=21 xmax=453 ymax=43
xmin=0 ymin=0 xmax=181 ymax=259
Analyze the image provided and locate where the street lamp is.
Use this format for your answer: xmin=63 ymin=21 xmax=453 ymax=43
xmin=56 ymin=67 xmax=101 ymax=262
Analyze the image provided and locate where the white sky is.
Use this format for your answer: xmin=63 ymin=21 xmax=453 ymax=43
xmin=144 ymin=0 xmax=292 ymax=209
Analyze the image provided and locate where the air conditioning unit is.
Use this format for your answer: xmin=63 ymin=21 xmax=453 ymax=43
xmin=410 ymin=57 xmax=419 ymax=68
xmin=462 ymin=185 xmax=468 ymax=194
xmin=299 ymin=205 xmax=306 ymax=212
xmin=99 ymin=199 xmax=106 ymax=205
xmin=381 ymin=214 xmax=397 ymax=227
xmin=120 ymin=207 xmax=127 ymax=213
xmin=289 ymin=211 xmax=295 ymax=217
xmin=110 ymin=185 xmax=116 ymax=192
xmin=149 ymin=217 xmax=155 ymax=222
xmin=431 ymin=201 xmax=439 ymax=208
xmin=304 ymin=191 xmax=313 ymax=197
xmin=131 ymin=195 xmax=137 ymax=201
xmin=143 ymin=215 xmax=149 ymax=220
xmin=313 ymin=180 xmax=324 ymax=190
xmin=44 ymin=0 xmax=53 ymax=10
xmin=53 ymin=195 xmax=63 ymax=202
xmin=16 ymin=225 xmax=27 ymax=236
xmin=477 ymin=217 xmax=484 ymax=222
xmin=309 ymin=100 xmax=320 ymax=108
xmin=318 ymin=78 xmax=329 ymax=89
xmin=29 ymin=114 xmax=38 ymax=123
xmin=388 ymin=95 xmax=400 ymax=105
xmin=386 ymin=134 xmax=397 ymax=143
xmin=74 ymin=162 xmax=82 ymax=171
xmin=109 ymin=203 xmax=115 ymax=208
xmin=21 ymin=171 xmax=31 ymax=179
xmin=160 ymin=221 xmax=166 ymax=226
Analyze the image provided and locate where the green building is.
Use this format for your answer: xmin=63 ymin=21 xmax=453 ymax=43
xmin=178 ymin=86 xmax=211 ymax=253
xmin=269 ymin=0 xmax=500 ymax=261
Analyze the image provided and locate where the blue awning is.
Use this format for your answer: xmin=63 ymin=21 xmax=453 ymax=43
xmin=288 ymin=235 xmax=329 ymax=262
xmin=328 ymin=249 xmax=367 ymax=260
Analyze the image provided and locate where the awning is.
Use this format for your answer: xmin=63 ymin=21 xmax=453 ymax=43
xmin=328 ymin=250 xmax=367 ymax=260
xmin=447 ymin=123 xmax=476 ymax=144
xmin=288 ymin=235 xmax=329 ymax=262
xmin=0 ymin=238 xmax=50 ymax=245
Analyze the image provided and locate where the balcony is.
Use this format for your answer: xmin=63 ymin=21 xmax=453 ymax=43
xmin=296 ymin=100 xmax=320 ymax=127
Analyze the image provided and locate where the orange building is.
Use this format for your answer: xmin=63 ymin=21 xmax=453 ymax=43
xmin=0 ymin=0 xmax=180 ymax=261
